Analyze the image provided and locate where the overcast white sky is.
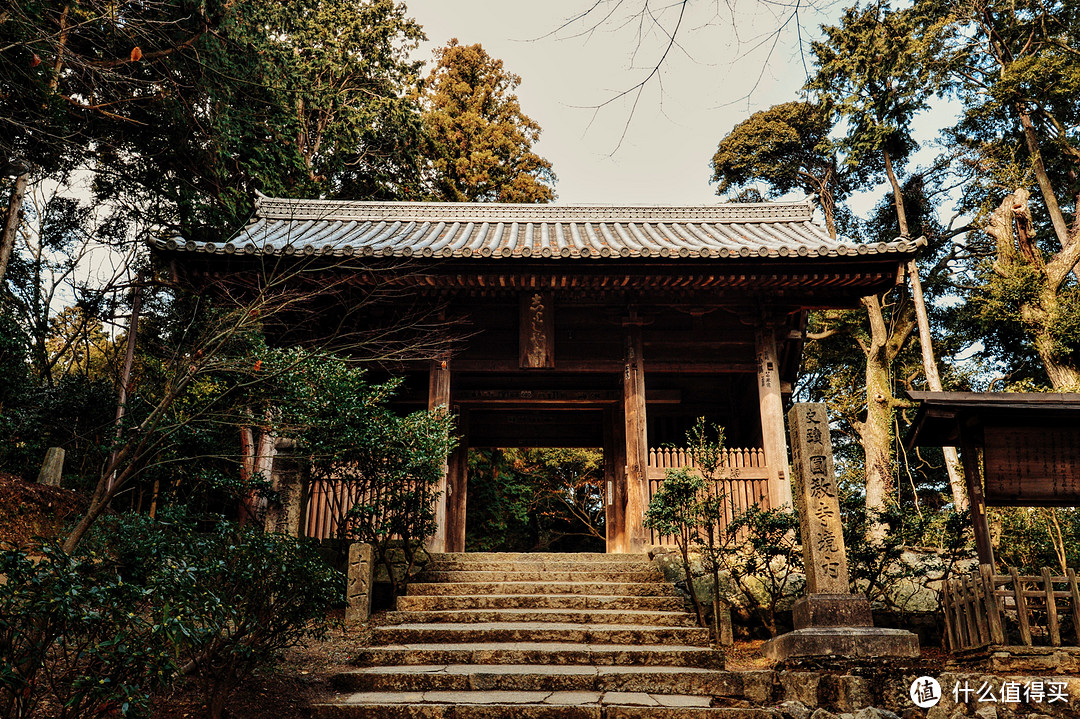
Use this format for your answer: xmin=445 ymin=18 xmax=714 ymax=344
xmin=404 ymin=1 xmax=843 ymax=205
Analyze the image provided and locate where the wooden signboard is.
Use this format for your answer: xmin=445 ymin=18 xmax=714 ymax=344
xmin=983 ymin=424 xmax=1080 ymax=506
xmin=520 ymin=292 xmax=554 ymax=368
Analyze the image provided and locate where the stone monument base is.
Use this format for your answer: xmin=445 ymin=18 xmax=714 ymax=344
xmin=793 ymin=593 xmax=873 ymax=628
xmin=764 ymin=626 xmax=920 ymax=662
xmin=764 ymin=593 xmax=920 ymax=663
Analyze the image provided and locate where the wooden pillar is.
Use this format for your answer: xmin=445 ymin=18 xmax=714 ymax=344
xmin=755 ymin=327 xmax=793 ymax=509
xmin=623 ymin=319 xmax=649 ymax=552
xmin=959 ymin=425 xmax=996 ymax=567
xmin=445 ymin=409 xmax=469 ymax=553
xmin=603 ymin=406 xmax=626 ymax=553
xmin=426 ymin=360 xmax=451 ymax=553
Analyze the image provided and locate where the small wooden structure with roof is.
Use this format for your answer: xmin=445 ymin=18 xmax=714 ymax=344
xmin=156 ymin=195 xmax=922 ymax=552
xmin=907 ymin=391 xmax=1080 ymax=567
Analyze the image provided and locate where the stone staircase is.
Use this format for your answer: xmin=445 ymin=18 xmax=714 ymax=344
xmin=314 ymin=552 xmax=770 ymax=718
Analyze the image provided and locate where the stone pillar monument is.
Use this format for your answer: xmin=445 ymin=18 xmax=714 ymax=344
xmin=764 ymin=403 xmax=919 ymax=662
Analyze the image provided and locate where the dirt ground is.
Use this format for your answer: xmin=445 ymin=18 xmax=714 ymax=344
xmin=0 ymin=471 xmax=85 ymax=548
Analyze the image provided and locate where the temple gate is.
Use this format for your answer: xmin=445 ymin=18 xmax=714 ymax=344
xmin=157 ymin=195 xmax=920 ymax=552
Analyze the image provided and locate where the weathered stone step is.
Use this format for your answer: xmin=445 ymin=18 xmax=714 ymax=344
xmin=396 ymin=594 xmax=686 ymax=613
xmin=407 ymin=582 xmax=680 ymax=597
xmin=313 ymin=695 xmax=766 ymax=719
xmin=313 ymin=701 xmax=767 ymax=718
xmin=372 ymin=623 xmax=711 ymax=646
xmin=430 ymin=553 xmax=649 ymax=563
xmin=313 ymin=693 xmax=767 ymax=719
xmin=353 ymin=643 xmax=724 ymax=669
xmin=417 ymin=570 xmax=663 ymax=583
xmin=332 ymin=664 xmax=740 ymax=695
xmin=383 ymin=609 xmax=699 ymax=627
xmin=425 ymin=560 xmax=658 ymax=573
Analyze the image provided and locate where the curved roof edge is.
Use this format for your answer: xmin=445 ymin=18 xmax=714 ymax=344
xmin=152 ymin=195 xmax=926 ymax=261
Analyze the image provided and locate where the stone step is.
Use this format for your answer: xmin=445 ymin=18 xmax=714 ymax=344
xmin=396 ymin=594 xmax=687 ymax=613
xmin=425 ymin=560 xmax=658 ymax=573
xmin=417 ymin=570 xmax=664 ymax=583
xmin=372 ymin=623 xmax=711 ymax=647
xmin=312 ymin=693 xmax=769 ymax=718
xmin=407 ymin=582 xmax=680 ymax=597
xmin=313 ymin=698 xmax=768 ymax=719
xmin=382 ymin=609 xmax=699 ymax=627
xmin=332 ymin=665 xmax=740 ymax=695
xmin=429 ymin=553 xmax=649 ymax=563
xmin=353 ymin=643 xmax=724 ymax=669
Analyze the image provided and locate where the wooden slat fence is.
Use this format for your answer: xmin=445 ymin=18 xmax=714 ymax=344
xmin=646 ymin=446 xmax=770 ymax=547
xmin=943 ymin=564 xmax=1080 ymax=652
xmin=303 ymin=478 xmax=355 ymax=540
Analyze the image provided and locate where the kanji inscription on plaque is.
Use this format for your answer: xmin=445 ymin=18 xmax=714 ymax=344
xmin=983 ymin=425 xmax=1080 ymax=506
xmin=788 ymin=403 xmax=850 ymax=594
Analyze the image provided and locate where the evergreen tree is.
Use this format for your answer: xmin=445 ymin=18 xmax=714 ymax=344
xmin=421 ymin=39 xmax=556 ymax=203
xmin=917 ymin=0 xmax=1080 ymax=390
xmin=711 ymin=101 xmax=842 ymax=237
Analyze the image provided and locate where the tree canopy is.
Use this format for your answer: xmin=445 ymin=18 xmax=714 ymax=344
xmin=420 ymin=39 xmax=556 ymax=203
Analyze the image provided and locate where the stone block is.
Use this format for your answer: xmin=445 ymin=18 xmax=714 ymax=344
xmin=793 ymin=594 xmax=873 ymax=629
xmin=741 ymin=669 xmax=778 ymax=705
xmin=778 ymin=700 xmax=812 ymax=719
xmin=764 ymin=627 xmax=919 ymax=664
xmin=837 ymin=675 xmax=872 ymax=713
xmin=346 ymin=542 xmax=375 ymax=624
xmin=36 ymin=447 xmax=65 ymax=487
xmin=264 ymin=449 xmax=303 ymax=536
xmin=780 ymin=672 xmax=820 ymax=706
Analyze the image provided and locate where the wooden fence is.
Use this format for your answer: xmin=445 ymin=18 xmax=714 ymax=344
xmin=303 ymin=446 xmax=773 ymax=544
xmin=943 ymin=564 xmax=1080 ymax=652
xmin=645 ymin=446 xmax=770 ymax=547
xmin=303 ymin=478 xmax=354 ymax=540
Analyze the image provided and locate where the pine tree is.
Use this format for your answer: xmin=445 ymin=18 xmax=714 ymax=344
xmin=421 ymin=39 xmax=556 ymax=203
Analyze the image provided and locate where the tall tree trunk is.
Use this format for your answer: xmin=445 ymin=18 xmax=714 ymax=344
xmin=1018 ymin=108 xmax=1071 ymax=248
xmin=882 ymin=150 xmax=908 ymax=237
xmin=108 ymin=282 xmax=143 ymax=493
xmin=858 ymin=295 xmax=895 ymax=542
xmin=1032 ymin=321 xmax=1080 ymax=391
xmin=986 ymin=191 xmax=1080 ymax=391
xmin=0 ymin=171 xmax=29 ymax=284
xmin=907 ymin=261 xmax=968 ymax=511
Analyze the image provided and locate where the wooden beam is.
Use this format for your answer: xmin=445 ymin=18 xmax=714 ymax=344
xmin=451 ymin=389 xmax=681 ymax=407
xmin=755 ymin=327 xmax=793 ymax=509
xmin=446 ymin=409 xmax=469 ymax=553
xmin=448 ymin=359 xmax=757 ymax=373
xmin=604 ymin=406 xmax=626 ymax=554
xmin=959 ymin=423 xmax=996 ymax=567
xmin=426 ymin=360 xmax=451 ymax=553
xmin=623 ymin=319 xmax=649 ymax=552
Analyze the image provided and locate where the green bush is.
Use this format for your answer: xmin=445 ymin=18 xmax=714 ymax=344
xmin=153 ymin=526 xmax=342 ymax=719
xmin=2 ymin=514 xmax=342 ymax=719
xmin=645 ymin=468 xmax=709 ymax=627
xmin=300 ymin=361 xmax=456 ymax=595
xmin=0 ymin=543 xmax=175 ymax=719
xmin=718 ymin=504 xmax=804 ymax=637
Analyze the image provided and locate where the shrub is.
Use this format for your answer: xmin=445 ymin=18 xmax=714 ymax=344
xmin=645 ymin=468 xmax=708 ymax=627
xmin=153 ymin=526 xmax=342 ymax=719
xmin=301 ymin=362 xmax=456 ymax=595
xmin=718 ymin=504 xmax=804 ymax=637
xmin=0 ymin=543 xmax=175 ymax=719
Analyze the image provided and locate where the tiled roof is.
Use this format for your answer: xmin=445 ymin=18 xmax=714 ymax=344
xmin=153 ymin=195 xmax=923 ymax=260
